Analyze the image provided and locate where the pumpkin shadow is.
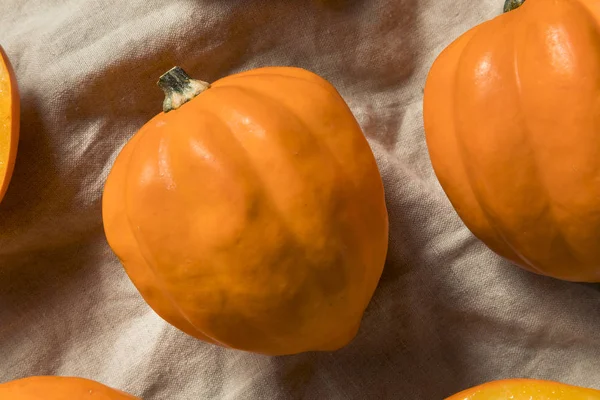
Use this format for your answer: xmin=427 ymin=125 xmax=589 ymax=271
xmin=0 ymin=235 xmax=105 ymax=371
xmin=310 ymin=0 xmax=364 ymax=10
xmin=0 ymin=84 xmax=105 ymax=308
xmin=0 ymin=92 xmax=61 ymax=256
xmin=0 ymin=91 xmax=95 ymax=348
xmin=436 ymin=262 xmax=600 ymax=393
xmin=575 ymin=282 xmax=600 ymax=292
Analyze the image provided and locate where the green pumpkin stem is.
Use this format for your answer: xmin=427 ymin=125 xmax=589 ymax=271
xmin=503 ymin=0 xmax=525 ymax=12
xmin=157 ymin=66 xmax=210 ymax=113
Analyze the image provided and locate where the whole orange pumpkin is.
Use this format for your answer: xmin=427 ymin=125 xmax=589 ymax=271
xmin=446 ymin=378 xmax=600 ymax=400
xmin=0 ymin=376 xmax=139 ymax=399
xmin=102 ymin=66 xmax=389 ymax=355
xmin=0 ymin=45 xmax=19 ymax=205
xmin=423 ymin=0 xmax=600 ymax=281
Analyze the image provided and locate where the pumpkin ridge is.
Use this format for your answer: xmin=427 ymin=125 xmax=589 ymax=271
xmin=524 ymin=0 xmax=600 ymax=273
xmin=144 ymin=102 xmax=314 ymax=352
xmin=183 ymin=107 xmax=299 ymax=351
xmin=125 ymin=218 xmax=230 ymax=347
xmin=424 ymin=24 xmax=525 ymax=265
xmin=477 ymin=14 xmax=546 ymax=271
xmin=199 ymin=86 xmax=366 ymax=351
xmin=509 ymin=5 xmax=584 ymax=272
xmin=123 ymin=126 xmax=230 ymax=348
xmin=507 ymin=7 xmax=555 ymax=272
xmin=204 ymin=83 xmax=343 ymax=222
xmin=215 ymin=84 xmax=379 ymax=310
xmin=210 ymin=79 xmax=354 ymax=184
xmin=144 ymin=106 xmax=313 ymax=353
xmin=197 ymin=97 xmax=319 ymax=297
xmin=451 ymin=19 xmax=533 ymax=269
xmin=103 ymin=132 xmax=219 ymax=344
xmin=232 ymin=86 xmax=375 ymax=307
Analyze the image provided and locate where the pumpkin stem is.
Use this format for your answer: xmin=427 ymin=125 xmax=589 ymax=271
xmin=157 ymin=66 xmax=210 ymax=113
xmin=503 ymin=0 xmax=525 ymax=12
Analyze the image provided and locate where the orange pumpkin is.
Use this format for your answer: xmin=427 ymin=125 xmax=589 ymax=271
xmin=0 ymin=376 xmax=139 ymax=399
xmin=446 ymin=378 xmax=600 ymax=400
xmin=0 ymin=45 xmax=19 ymax=204
xmin=102 ymin=66 xmax=388 ymax=355
xmin=423 ymin=0 xmax=600 ymax=281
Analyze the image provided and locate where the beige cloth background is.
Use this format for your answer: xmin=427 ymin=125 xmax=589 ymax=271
xmin=1 ymin=0 xmax=600 ymax=398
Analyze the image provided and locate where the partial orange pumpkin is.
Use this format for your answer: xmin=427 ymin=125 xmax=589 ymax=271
xmin=102 ymin=66 xmax=389 ymax=355
xmin=446 ymin=378 xmax=600 ymax=400
xmin=424 ymin=0 xmax=600 ymax=281
xmin=0 ymin=376 xmax=139 ymax=399
xmin=0 ymin=45 xmax=19 ymax=204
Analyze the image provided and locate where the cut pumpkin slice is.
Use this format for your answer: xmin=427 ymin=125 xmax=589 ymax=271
xmin=0 ymin=45 xmax=19 ymax=204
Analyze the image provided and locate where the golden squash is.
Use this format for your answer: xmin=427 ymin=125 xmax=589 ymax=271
xmin=0 ymin=45 xmax=19 ymax=204
xmin=102 ymin=66 xmax=388 ymax=355
xmin=446 ymin=378 xmax=600 ymax=400
xmin=0 ymin=376 xmax=139 ymax=399
xmin=423 ymin=0 xmax=600 ymax=281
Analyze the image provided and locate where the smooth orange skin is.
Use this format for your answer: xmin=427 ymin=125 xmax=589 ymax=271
xmin=446 ymin=379 xmax=600 ymax=400
xmin=102 ymin=67 xmax=389 ymax=355
xmin=424 ymin=0 xmax=600 ymax=281
xmin=0 ymin=376 xmax=140 ymax=399
xmin=0 ymin=45 xmax=19 ymax=204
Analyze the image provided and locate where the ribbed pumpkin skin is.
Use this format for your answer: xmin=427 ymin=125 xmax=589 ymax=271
xmin=0 ymin=376 xmax=139 ymax=399
xmin=102 ymin=67 xmax=389 ymax=355
xmin=424 ymin=0 xmax=600 ymax=281
xmin=446 ymin=379 xmax=600 ymax=400
xmin=0 ymin=45 xmax=19 ymax=204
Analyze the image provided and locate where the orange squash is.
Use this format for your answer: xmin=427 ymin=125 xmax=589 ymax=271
xmin=446 ymin=379 xmax=600 ymax=400
xmin=0 ymin=376 xmax=139 ymax=399
xmin=0 ymin=45 xmax=19 ymax=204
xmin=423 ymin=0 xmax=600 ymax=281
xmin=102 ymin=66 xmax=388 ymax=355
